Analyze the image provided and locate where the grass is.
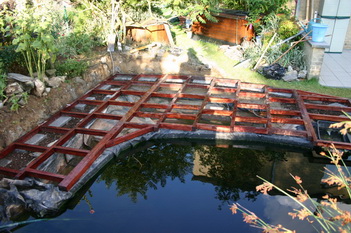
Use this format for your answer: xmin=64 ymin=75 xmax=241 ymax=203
xmin=171 ymin=25 xmax=351 ymax=99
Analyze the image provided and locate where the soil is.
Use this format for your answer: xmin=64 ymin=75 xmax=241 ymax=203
xmin=0 ymin=48 xmax=222 ymax=150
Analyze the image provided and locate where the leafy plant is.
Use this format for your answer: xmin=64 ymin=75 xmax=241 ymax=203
xmin=265 ymin=46 xmax=306 ymax=70
xmin=8 ymin=3 xmax=60 ymax=80
xmin=222 ymin=0 xmax=290 ymax=25
xmin=0 ymin=74 xmax=7 ymax=101
xmin=0 ymin=45 xmax=25 ymax=74
xmin=9 ymin=93 xmax=23 ymax=113
xmin=56 ymin=32 xmax=96 ymax=59
xmin=9 ymin=92 xmax=29 ymax=112
xmin=278 ymin=18 xmax=300 ymax=40
xmin=56 ymin=59 xmax=88 ymax=78
xmin=165 ymin=0 xmax=220 ymax=23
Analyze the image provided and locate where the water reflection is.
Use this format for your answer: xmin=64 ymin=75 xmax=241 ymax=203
xmin=98 ymin=142 xmax=193 ymax=202
xmin=98 ymin=141 xmax=334 ymax=206
xmin=7 ymin=140 xmax=351 ymax=233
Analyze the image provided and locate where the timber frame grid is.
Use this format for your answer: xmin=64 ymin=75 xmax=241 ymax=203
xmin=0 ymin=74 xmax=350 ymax=191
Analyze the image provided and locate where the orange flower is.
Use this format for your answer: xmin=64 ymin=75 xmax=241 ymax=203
xmin=256 ymin=182 xmax=274 ymax=195
xmin=296 ymin=193 xmax=308 ymax=203
xmin=296 ymin=208 xmax=311 ymax=220
xmin=289 ymin=212 xmax=297 ymax=219
xmin=332 ymin=211 xmax=351 ymax=226
xmin=293 ymin=175 xmax=302 ymax=184
xmin=243 ymin=212 xmax=259 ymax=224
xmin=229 ymin=204 xmax=238 ymax=214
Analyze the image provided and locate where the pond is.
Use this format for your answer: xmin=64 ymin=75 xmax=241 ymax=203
xmin=5 ymin=140 xmax=351 ymax=233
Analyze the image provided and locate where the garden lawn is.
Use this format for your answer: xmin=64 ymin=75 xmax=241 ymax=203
xmin=172 ymin=26 xmax=351 ymax=99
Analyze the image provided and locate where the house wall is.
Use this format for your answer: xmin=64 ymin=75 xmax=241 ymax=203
xmin=296 ymin=0 xmax=351 ymax=50
xmin=345 ymin=20 xmax=351 ymax=49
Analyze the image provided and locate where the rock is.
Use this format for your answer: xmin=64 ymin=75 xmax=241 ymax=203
xmin=33 ymin=79 xmax=45 ymax=97
xmin=219 ymin=45 xmax=230 ymax=50
xmin=222 ymin=45 xmax=244 ymax=61
xmin=45 ymin=69 xmax=56 ymax=77
xmin=282 ymin=67 xmax=298 ymax=82
xmin=145 ymin=67 xmax=154 ymax=73
xmin=7 ymin=73 xmax=33 ymax=83
xmin=0 ymin=102 xmax=3 ymax=109
xmin=18 ymin=98 xmax=27 ymax=106
xmin=241 ymin=37 xmax=255 ymax=50
xmin=100 ymin=56 xmax=107 ymax=64
xmin=45 ymin=87 xmax=51 ymax=93
xmin=73 ymin=77 xmax=86 ymax=86
xmin=5 ymin=82 xmax=24 ymax=96
xmin=46 ymin=76 xmax=66 ymax=88
xmin=22 ymin=80 xmax=35 ymax=92
xmin=113 ymin=65 xmax=121 ymax=74
xmin=298 ymin=70 xmax=308 ymax=79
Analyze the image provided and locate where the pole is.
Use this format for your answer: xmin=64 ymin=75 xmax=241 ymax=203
xmin=253 ymin=33 xmax=277 ymax=70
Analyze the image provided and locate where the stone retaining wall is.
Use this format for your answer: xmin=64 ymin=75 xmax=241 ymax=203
xmin=303 ymin=40 xmax=329 ymax=79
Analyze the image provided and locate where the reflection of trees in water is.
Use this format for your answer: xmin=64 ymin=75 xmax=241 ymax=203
xmin=98 ymin=141 xmax=289 ymax=205
xmin=193 ymin=145 xmax=284 ymax=206
xmin=98 ymin=143 xmax=193 ymax=202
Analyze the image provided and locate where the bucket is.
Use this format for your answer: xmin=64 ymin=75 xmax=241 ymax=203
xmin=311 ymin=23 xmax=328 ymax=42
xmin=306 ymin=18 xmax=321 ymax=34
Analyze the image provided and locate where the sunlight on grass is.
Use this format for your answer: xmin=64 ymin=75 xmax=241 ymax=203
xmin=171 ymin=25 xmax=351 ymax=99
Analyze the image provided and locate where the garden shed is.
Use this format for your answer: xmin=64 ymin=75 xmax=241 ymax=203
xmin=191 ymin=9 xmax=255 ymax=45
xmin=126 ymin=20 xmax=173 ymax=45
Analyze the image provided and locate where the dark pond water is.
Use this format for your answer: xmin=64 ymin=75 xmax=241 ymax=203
xmin=5 ymin=141 xmax=351 ymax=233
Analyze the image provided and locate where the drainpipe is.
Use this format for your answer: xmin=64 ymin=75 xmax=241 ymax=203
xmin=306 ymin=0 xmax=310 ymax=21
xmin=311 ymin=0 xmax=315 ymax=20
xmin=295 ymin=0 xmax=300 ymax=19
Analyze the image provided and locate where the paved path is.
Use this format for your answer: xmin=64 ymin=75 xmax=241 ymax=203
xmin=319 ymin=50 xmax=351 ymax=88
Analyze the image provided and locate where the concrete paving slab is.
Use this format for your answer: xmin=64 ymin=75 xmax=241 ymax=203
xmin=320 ymin=50 xmax=351 ymax=88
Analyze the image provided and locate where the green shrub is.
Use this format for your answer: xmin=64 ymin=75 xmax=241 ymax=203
xmin=0 ymin=45 xmax=24 ymax=74
xmin=56 ymin=59 xmax=88 ymax=78
xmin=0 ymin=74 xmax=7 ymax=101
xmin=278 ymin=19 xmax=300 ymax=40
xmin=265 ymin=46 xmax=306 ymax=70
xmin=57 ymin=32 xmax=97 ymax=59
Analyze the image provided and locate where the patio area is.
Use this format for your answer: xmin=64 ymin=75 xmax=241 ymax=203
xmin=319 ymin=50 xmax=351 ymax=88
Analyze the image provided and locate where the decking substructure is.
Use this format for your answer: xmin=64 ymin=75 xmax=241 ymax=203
xmin=0 ymin=74 xmax=350 ymax=191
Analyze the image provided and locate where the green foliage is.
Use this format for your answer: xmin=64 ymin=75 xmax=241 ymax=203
xmin=222 ymin=0 xmax=290 ymax=25
xmin=56 ymin=32 xmax=96 ymax=59
xmin=0 ymin=45 xmax=24 ymax=74
xmin=56 ymin=59 xmax=88 ymax=78
xmin=68 ymin=2 xmax=106 ymax=43
xmin=164 ymin=0 xmax=221 ymax=23
xmin=265 ymin=46 xmax=306 ymax=70
xmin=99 ymin=143 xmax=193 ymax=202
xmin=0 ymin=74 xmax=7 ymax=101
xmin=9 ymin=92 xmax=28 ymax=113
xmin=278 ymin=18 xmax=300 ymax=40
xmin=5 ymin=2 xmax=61 ymax=80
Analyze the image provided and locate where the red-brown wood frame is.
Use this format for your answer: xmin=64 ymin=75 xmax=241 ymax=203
xmin=0 ymin=74 xmax=350 ymax=191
